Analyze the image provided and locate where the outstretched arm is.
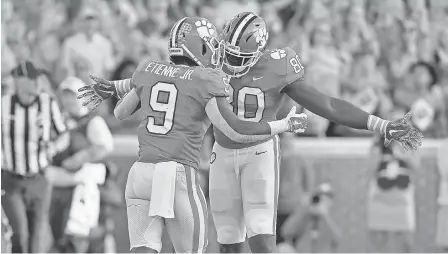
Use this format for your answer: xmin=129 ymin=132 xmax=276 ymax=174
xmin=114 ymin=88 xmax=141 ymax=120
xmin=283 ymin=80 xmax=423 ymax=150
xmin=205 ymin=97 xmax=307 ymax=143
xmin=111 ymin=79 xmax=133 ymax=98
xmin=77 ymin=76 xmax=134 ymax=110
xmin=283 ymin=80 xmax=376 ymax=131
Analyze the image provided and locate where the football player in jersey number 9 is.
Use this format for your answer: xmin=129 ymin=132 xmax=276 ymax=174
xmin=78 ymin=16 xmax=307 ymax=254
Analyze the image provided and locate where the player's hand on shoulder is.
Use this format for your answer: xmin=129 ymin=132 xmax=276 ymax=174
xmin=206 ymin=69 xmax=231 ymax=98
xmin=77 ymin=75 xmax=117 ymax=110
xmin=282 ymin=106 xmax=307 ymax=134
xmin=384 ymin=111 xmax=424 ymax=151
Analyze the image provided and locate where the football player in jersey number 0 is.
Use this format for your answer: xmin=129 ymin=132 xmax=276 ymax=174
xmin=80 ymin=13 xmax=423 ymax=253
xmin=78 ymin=17 xmax=307 ymax=253
xmin=206 ymin=12 xmax=420 ymax=253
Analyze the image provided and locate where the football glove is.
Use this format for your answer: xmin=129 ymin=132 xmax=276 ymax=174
xmin=285 ymin=106 xmax=308 ymax=134
xmin=77 ymin=75 xmax=117 ymax=110
xmin=384 ymin=111 xmax=424 ymax=151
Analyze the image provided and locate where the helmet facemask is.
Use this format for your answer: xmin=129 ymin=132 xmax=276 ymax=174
xmin=211 ymin=39 xmax=225 ymax=70
xmin=222 ymin=42 xmax=262 ymax=77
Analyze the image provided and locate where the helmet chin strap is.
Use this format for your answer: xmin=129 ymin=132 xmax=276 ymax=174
xmin=224 ymin=64 xmax=250 ymax=78
xmin=181 ymin=44 xmax=204 ymax=67
xmin=221 ymin=44 xmax=262 ymax=77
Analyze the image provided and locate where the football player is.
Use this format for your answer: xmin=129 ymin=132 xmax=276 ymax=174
xmin=78 ymin=17 xmax=307 ymax=254
xmin=80 ymin=13 xmax=423 ymax=253
xmin=205 ymin=12 xmax=423 ymax=253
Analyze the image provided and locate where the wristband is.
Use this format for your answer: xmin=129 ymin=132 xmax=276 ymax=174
xmin=113 ymin=79 xmax=133 ymax=99
xmin=268 ymin=119 xmax=290 ymax=135
xmin=367 ymin=115 xmax=389 ymax=135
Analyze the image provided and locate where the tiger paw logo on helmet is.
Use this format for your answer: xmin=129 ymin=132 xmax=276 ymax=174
xmin=255 ymin=27 xmax=268 ymax=49
xmin=195 ymin=20 xmax=216 ymax=41
xmin=270 ymin=49 xmax=286 ymax=60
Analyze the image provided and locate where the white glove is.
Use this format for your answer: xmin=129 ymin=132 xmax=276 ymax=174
xmin=284 ymin=106 xmax=308 ymax=134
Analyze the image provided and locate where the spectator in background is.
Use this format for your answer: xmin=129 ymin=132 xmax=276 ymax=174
xmin=436 ymin=137 xmax=448 ymax=251
xmin=343 ymin=52 xmax=387 ymax=94
xmin=276 ymin=133 xmax=314 ymax=246
xmin=434 ymin=28 xmax=448 ymax=81
xmin=1 ymin=191 xmax=12 ymax=254
xmin=393 ymin=61 xmax=447 ymax=138
xmin=5 ymin=18 xmax=31 ymax=65
xmin=383 ymin=19 xmax=419 ymax=86
xmin=335 ymin=4 xmax=379 ymax=58
xmin=327 ymin=51 xmax=391 ymax=137
xmin=428 ymin=0 xmax=448 ymax=34
xmin=103 ymin=0 xmax=141 ymax=62
xmin=104 ymin=58 xmax=141 ymax=130
xmin=60 ymin=7 xmax=115 ymax=85
xmin=109 ymin=59 xmax=137 ymax=112
xmin=170 ymin=0 xmax=203 ymax=19
xmin=279 ymin=183 xmax=340 ymax=253
xmin=135 ymin=18 xmax=168 ymax=62
xmin=149 ymin=0 xmax=172 ymax=29
xmin=32 ymin=0 xmax=67 ymax=78
xmin=1 ymin=25 xmax=17 ymax=96
xmin=48 ymin=77 xmax=113 ymax=253
xmin=202 ymin=0 xmax=261 ymax=29
xmin=405 ymin=0 xmax=432 ymax=62
xmin=87 ymin=162 xmax=123 ymax=253
xmin=405 ymin=0 xmax=429 ymax=36
xmin=301 ymin=0 xmax=331 ymax=31
xmin=1 ymin=61 xmax=69 ymax=253
xmin=367 ymin=135 xmax=418 ymax=253
xmin=300 ymin=22 xmax=346 ymax=136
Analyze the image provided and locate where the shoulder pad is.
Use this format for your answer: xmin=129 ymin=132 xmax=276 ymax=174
xmin=268 ymin=48 xmax=289 ymax=60
xmin=134 ymin=59 xmax=152 ymax=73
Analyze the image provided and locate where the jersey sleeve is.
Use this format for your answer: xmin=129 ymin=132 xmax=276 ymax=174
xmin=131 ymin=59 xmax=152 ymax=99
xmin=283 ymin=47 xmax=305 ymax=86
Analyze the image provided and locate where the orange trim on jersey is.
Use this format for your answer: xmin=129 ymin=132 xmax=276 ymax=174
xmin=272 ymin=135 xmax=280 ymax=234
xmin=185 ymin=166 xmax=208 ymax=252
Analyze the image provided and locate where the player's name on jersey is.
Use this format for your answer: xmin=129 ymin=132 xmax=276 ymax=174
xmin=144 ymin=61 xmax=194 ymax=80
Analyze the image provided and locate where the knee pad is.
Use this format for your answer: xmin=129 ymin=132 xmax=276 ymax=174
xmin=127 ymin=204 xmax=163 ymax=253
xmin=216 ymin=225 xmax=245 ymax=245
xmin=246 ymin=213 xmax=275 ymax=238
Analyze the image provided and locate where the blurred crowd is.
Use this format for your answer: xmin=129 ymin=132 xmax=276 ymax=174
xmin=2 ymin=1 xmax=448 ymax=252
xmin=2 ymin=0 xmax=448 ymax=138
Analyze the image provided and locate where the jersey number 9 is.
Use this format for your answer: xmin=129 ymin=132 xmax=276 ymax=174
xmin=146 ymin=82 xmax=178 ymax=134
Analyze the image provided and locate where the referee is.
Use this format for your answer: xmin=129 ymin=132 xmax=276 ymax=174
xmin=1 ymin=61 xmax=69 ymax=253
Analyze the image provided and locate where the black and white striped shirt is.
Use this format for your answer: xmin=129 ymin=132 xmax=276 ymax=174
xmin=1 ymin=93 xmax=67 ymax=175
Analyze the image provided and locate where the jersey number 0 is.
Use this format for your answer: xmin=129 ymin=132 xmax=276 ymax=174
xmin=146 ymin=82 xmax=178 ymax=134
xmin=228 ymin=86 xmax=265 ymax=122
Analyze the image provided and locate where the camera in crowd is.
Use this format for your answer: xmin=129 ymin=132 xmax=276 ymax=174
xmin=310 ymin=183 xmax=334 ymax=205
